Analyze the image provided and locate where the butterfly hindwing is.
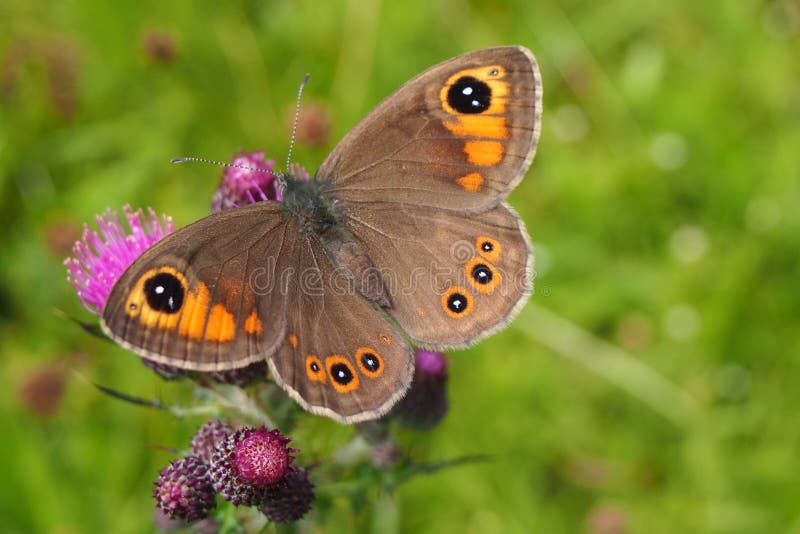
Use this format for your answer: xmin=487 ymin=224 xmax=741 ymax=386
xmin=267 ymin=234 xmax=414 ymax=423
xmin=342 ymin=202 xmax=533 ymax=348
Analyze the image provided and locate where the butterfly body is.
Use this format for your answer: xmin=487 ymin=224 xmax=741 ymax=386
xmin=281 ymin=175 xmax=339 ymax=236
xmin=101 ymin=46 xmax=542 ymax=423
xmin=281 ymin=175 xmax=391 ymax=307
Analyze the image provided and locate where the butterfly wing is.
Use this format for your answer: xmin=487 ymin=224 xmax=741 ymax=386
xmin=101 ymin=202 xmax=295 ymax=371
xmin=342 ymin=202 xmax=532 ymax=348
xmin=317 ymin=47 xmax=540 ymax=347
xmin=102 ymin=201 xmax=413 ymax=422
xmin=266 ymin=232 xmax=414 ymax=423
xmin=317 ymin=46 xmax=541 ymax=211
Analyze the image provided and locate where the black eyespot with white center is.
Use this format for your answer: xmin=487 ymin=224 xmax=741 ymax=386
xmin=447 ymin=292 xmax=469 ymax=314
xmin=442 ymin=286 xmax=473 ymax=318
xmin=481 ymin=241 xmax=494 ymax=253
xmin=356 ymin=347 xmax=384 ymax=378
xmin=362 ymin=353 xmax=379 ymax=372
xmin=143 ymin=272 xmax=184 ymax=313
xmin=331 ymin=363 xmax=354 ymax=385
xmin=471 ymin=263 xmax=493 ymax=285
xmin=310 ymin=361 xmax=320 ymax=373
xmin=447 ymin=76 xmax=491 ymax=114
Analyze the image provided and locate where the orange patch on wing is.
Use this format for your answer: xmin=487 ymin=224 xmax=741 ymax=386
xmin=177 ymin=282 xmax=211 ymax=341
xmin=288 ymin=333 xmax=299 ymax=349
xmin=378 ymin=332 xmax=392 ymax=346
xmin=217 ymin=278 xmax=245 ymax=308
xmin=464 ymin=141 xmax=504 ymax=166
xmin=136 ymin=302 xmax=179 ymax=330
xmin=456 ymin=172 xmax=484 ymax=192
xmin=205 ymin=304 xmax=236 ymax=342
xmin=244 ymin=310 xmax=263 ymax=335
xmin=306 ymin=355 xmax=326 ymax=383
xmin=444 ymin=115 xmax=508 ymax=139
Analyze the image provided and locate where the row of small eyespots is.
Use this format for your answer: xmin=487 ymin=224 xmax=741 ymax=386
xmin=441 ymin=236 xmax=503 ymax=318
xmin=305 ymin=347 xmax=385 ymax=393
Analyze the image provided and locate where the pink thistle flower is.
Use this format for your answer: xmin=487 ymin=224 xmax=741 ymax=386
xmin=64 ymin=205 xmax=174 ymax=315
xmin=211 ymin=151 xmax=279 ymax=211
xmin=210 ymin=150 xmax=310 ymax=212
xmin=234 ymin=427 xmax=293 ymax=487
xmin=209 ymin=426 xmax=295 ymax=506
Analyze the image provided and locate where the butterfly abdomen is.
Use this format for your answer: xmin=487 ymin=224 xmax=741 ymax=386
xmin=327 ymin=238 xmax=392 ymax=309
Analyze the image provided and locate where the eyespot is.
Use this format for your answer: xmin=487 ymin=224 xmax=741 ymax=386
xmin=356 ymin=347 xmax=384 ymax=378
xmin=325 ymin=355 xmax=359 ymax=393
xmin=126 ymin=267 xmax=189 ymax=319
xmin=447 ymin=76 xmax=491 ymax=114
xmin=476 ymin=236 xmax=501 ymax=262
xmin=440 ymin=66 xmax=509 ymax=117
xmin=306 ymin=355 xmax=326 ymax=383
xmin=378 ymin=333 xmax=392 ymax=346
xmin=465 ymin=257 xmax=502 ymax=294
xmin=123 ymin=268 xmax=238 ymax=342
xmin=442 ymin=286 xmax=474 ymax=318
xmin=143 ymin=271 xmax=185 ymax=313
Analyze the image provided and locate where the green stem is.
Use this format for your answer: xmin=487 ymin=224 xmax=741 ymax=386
xmin=199 ymin=385 xmax=276 ymax=427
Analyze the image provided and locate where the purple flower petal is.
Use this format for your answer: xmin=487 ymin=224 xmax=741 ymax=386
xmin=414 ymin=349 xmax=448 ymax=375
xmin=64 ymin=205 xmax=174 ymax=315
xmin=210 ymin=150 xmax=311 ymax=212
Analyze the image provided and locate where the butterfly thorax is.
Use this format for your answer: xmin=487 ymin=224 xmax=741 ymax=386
xmin=281 ymin=175 xmax=340 ymax=236
xmin=282 ymin=174 xmax=392 ymax=308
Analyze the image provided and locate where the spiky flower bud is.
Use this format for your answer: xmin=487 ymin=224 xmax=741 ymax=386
xmin=190 ymin=419 xmax=234 ymax=464
xmin=259 ymin=466 xmax=315 ymax=523
xmin=153 ymin=456 xmax=216 ymax=521
xmin=391 ymin=349 xmax=449 ymax=430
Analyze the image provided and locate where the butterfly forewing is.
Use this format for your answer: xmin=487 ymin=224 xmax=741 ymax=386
xmin=101 ymin=203 xmax=294 ymax=371
xmin=318 ymin=46 xmax=541 ymax=212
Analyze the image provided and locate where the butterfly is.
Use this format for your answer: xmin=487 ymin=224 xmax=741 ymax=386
xmin=100 ymin=46 xmax=542 ymax=423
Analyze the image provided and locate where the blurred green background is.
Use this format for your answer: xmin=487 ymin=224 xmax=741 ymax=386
xmin=2 ymin=0 xmax=799 ymax=532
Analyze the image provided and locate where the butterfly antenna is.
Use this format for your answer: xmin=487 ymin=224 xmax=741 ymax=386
xmin=170 ymin=156 xmax=274 ymax=174
xmin=286 ymin=73 xmax=311 ymax=176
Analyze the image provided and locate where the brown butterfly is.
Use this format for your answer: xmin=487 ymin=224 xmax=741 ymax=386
xmin=101 ymin=46 xmax=542 ymax=423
